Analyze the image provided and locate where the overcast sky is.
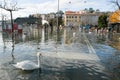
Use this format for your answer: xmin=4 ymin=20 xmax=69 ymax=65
xmin=0 ymin=0 xmax=118 ymax=19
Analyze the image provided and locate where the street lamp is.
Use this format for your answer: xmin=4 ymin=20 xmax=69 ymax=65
xmin=57 ymin=0 xmax=59 ymax=32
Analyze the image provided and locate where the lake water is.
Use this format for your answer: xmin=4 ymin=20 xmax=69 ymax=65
xmin=0 ymin=28 xmax=120 ymax=80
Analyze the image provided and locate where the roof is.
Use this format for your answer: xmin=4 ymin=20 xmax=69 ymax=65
xmin=65 ymin=10 xmax=86 ymax=15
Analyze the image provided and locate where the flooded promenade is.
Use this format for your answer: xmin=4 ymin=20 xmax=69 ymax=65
xmin=0 ymin=27 xmax=120 ymax=80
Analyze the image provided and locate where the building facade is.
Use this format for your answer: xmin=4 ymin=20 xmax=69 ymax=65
xmin=64 ymin=11 xmax=83 ymax=27
xmin=80 ymin=14 xmax=99 ymax=26
xmin=64 ymin=10 xmax=101 ymax=27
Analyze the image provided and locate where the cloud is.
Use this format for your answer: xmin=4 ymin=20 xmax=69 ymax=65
xmin=0 ymin=0 xmax=115 ymax=20
xmin=13 ymin=0 xmax=58 ymax=17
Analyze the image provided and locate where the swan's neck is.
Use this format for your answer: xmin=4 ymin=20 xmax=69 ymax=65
xmin=38 ymin=55 xmax=40 ymax=67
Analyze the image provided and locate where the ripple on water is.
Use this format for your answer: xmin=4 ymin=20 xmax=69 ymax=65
xmin=0 ymin=65 xmax=10 ymax=80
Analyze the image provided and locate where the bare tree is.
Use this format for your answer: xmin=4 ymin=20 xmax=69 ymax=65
xmin=110 ymin=0 xmax=120 ymax=10
xmin=0 ymin=0 xmax=23 ymax=47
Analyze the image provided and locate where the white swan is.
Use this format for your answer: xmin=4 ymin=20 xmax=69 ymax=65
xmin=13 ymin=52 xmax=41 ymax=70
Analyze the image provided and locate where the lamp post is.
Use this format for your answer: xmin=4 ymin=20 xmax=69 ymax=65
xmin=57 ymin=0 xmax=59 ymax=32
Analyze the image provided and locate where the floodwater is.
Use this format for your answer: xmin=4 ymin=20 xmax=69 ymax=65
xmin=0 ymin=27 xmax=120 ymax=80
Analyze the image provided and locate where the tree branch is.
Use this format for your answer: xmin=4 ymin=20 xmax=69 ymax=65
xmin=110 ymin=0 xmax=120 ymax=10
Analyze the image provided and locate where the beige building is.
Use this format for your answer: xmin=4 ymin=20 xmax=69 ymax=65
xmin=64 ymin=11 xmax=83 ymax=27
xmin=64 ymin=10 xmax=101 ymax=27
xmin=80 ymin=13 xmax=99 ymax=26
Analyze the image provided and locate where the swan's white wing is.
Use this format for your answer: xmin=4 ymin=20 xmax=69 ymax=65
xmin=13 ymin=60 xmax=39 ymax=70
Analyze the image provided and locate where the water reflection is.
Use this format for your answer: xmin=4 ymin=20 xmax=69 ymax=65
xmin=13 ymin=69 xmax=41 ymax=80
xmin=1 ymin=25 xmax=78 ymax=47
xmin=10 ymin=46 xmax=15 ymax=64
xmin=2 ymin=58 xmax=109 ymax=80
xmin=0 ymin=27 xmax=120 ymax=80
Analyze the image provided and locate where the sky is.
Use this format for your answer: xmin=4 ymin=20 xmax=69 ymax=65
xmin=0 ymin=0 xmax=119 ymax=20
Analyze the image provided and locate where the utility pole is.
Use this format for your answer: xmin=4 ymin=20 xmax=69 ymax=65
xmin=0 ymin=0 xmax=22 ymax=47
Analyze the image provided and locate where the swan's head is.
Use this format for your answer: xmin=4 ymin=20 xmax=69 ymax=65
xmin=37 ymin=52 xmax=42 ymax=56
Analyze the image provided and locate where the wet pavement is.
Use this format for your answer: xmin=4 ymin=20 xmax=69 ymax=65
xmin=0 ymin=27 xmax=120 ymax=80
